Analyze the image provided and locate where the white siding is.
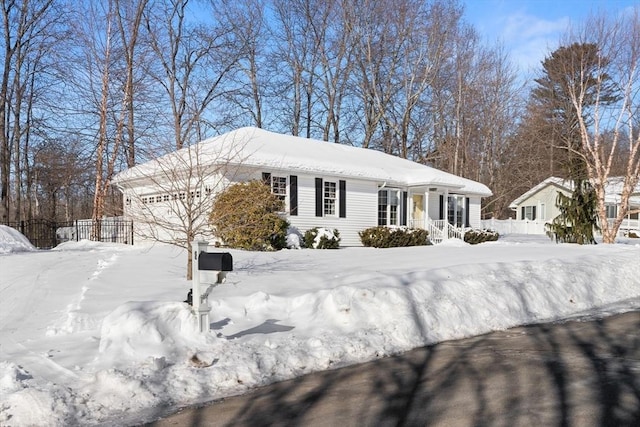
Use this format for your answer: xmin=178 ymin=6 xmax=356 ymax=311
xmin=120 ymin=166 xmax=488 ymax=247
xmin=468 ymin=196 xmax=482 ymax=228
xmin=428 ymin=191 xmax=441 ymax=220
xmin=288 ymin=176 xmax=377 ymax=247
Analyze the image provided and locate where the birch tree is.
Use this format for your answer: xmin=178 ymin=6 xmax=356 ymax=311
xmin=562 ymin=11 xmax=640 ymax=243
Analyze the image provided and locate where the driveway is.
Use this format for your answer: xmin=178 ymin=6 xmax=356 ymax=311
xmin=144 ymin=310 xmax=640 ymax=426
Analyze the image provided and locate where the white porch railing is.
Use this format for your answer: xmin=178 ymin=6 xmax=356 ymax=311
xmin=607 ymin=218 xmax=640 ymax=234
xmin=414 ymin=219 xmax=465 ymax=244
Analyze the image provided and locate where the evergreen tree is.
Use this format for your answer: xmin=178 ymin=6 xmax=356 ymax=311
xmin=547 ymin=180 xmax=599 ymax=244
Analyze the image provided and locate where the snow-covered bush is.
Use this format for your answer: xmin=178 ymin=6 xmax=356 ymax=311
xmin=303 ymin=227 xmax=340 ymax=249
xmin=209 ymin=180 xmax=289 ymax=251
xmin=463 ymin=229 xmax=499 ymax=245
xmin=286 ymin=227 xmax=304 ymax=249
xmin=359 ymin=226 xmax=429 ymax=248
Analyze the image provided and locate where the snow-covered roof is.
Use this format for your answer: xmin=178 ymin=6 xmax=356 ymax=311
xmin=113 ymin=127 xmax=492 ymax=196
xmin=509 ymin=177 xmax=572 ymax=208
xmin=510 ymin=176 xmax=640 ymax=208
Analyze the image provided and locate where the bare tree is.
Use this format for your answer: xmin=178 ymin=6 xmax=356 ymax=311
xmin=113 ymin=134 xmax=249 ymax=279
xmin=115 ymin=0 xmax=149 ymax=167
xmin=144 ymin=0 xmax=239 ymax=150
xmin=385 ymin=0 xmax=462 ymax=159
xmin=271 ymin=0 xmax=325 ymax=138
xmin=561 ymin=10 xmax=640 ymax=243
xmin=0 ymin=0 xmax=57 ymax=222
xmin=214 ymin=0 xmax=268 ymax=129
xmin=74 ymin=0 xmax=149 ymax=237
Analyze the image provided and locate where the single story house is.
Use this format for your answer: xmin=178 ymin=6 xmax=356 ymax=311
xmin=112 ymin=127 xmax=492 ymax=246
xmin=508 ymin=176 xmax=640 ymax=233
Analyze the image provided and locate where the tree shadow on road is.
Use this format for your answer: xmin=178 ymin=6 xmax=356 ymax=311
xmin=145 ymin=311 xmax=640 ymax=427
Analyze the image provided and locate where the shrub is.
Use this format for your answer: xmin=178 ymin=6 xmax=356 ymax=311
xmin=463 ymin=229 xmax=499 ymax=245
xmin=359 ymin=226 xmax=429 ymax=248
xmin=303 ymin=227 xmax=341 ymax=249
xmin=209 ymin=180 xmax=289 ymax=251
xmin=286 ymin=227 xmax=304 ymax=249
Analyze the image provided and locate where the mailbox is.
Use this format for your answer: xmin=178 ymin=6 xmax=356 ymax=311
xmin=191 ymin=241 xmax=234 ymax=333
xmin=198 ymin=252 xmax=233 ymax=272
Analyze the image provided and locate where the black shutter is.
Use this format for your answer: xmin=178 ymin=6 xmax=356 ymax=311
xmin=521 ymin=206 xmax=525 ymax=220
xmin=401 ymin=191 xmax=408 ymax=226
xmin=439 ymin=195 xmax=445 ymax=220
xmin=315 ymin=178 xmax=323 ymax=217
xmin=465 ymin=197 xmax=470 ymax=227
xmin=262 ymin=172 xmax=271 ymax=185
xmin=532 ymin=206 xmax=537 ymax=221
xmin=290 ymin=175 xmax=298 ymax=216
xmin=339 ymin=180 xmax=346 ymax=218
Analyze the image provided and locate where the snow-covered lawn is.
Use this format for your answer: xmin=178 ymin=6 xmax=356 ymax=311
xmin=1 ymin=225 xmax=639 ymax=426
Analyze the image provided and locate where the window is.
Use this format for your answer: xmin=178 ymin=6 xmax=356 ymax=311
xmin=522 ymin=205 xmax=536 ymax=220
xmin=271 ymin=176 xmax=287 ymax=201
xmin=142 ymin=197 xmax=148 ymax=204
xmin=324 ymin=181 xmax=336 ymax=215
xmin=163 ymin=194 xmax=170 ymax=202
xmin=156 ymin=195 xmax=162 ymax=203
xmin=606 ymin=204 xmax=617 ymax=219
xmin=447 ymin=195 xmax=464 ymax=227
xmin=539 ymin=203 xmax=546 ymax=221
xmin=378 ymin=189 xmax=400 ymax=226
xmin=378 ymin=191 xmax=388 ymax=225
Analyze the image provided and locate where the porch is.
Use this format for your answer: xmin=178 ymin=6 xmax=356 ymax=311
xmin=377 ymin=185 xmax=472 ymax=244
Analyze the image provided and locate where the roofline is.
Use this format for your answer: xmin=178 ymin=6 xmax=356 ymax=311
xmin=509 ymin=177 xmax=571 ymax=208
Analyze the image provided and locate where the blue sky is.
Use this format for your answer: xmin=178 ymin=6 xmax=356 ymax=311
xmin=463 ymin=0 xmax=638 ymax=77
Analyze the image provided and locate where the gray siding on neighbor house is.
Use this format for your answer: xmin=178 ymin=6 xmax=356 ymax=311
xmin=514 ymin=185 xmax=569 ymax=221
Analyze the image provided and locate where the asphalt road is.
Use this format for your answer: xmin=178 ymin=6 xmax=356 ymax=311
xmin=144 ymin=310 xmax=640 ymax=427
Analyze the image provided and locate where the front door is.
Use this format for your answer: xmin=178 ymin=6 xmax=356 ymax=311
xmin=412 ymin=194 xmax=424 ymax=228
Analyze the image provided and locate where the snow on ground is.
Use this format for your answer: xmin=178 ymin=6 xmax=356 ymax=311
xmin=1 ymin=229 xmax=639 ymax=426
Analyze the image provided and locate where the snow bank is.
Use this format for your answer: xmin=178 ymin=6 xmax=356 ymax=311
xmin=0 ymin=232 xmax=639 ymax=426
xmin=0 ymin=225 xmax=35 ymax=254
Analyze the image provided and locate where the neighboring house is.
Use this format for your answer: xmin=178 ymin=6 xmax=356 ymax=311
xmin=112 ymin=127 xmax=492 ymax=246
xmin=499 ymin=176 xmax=640 ymax=235
xmin=509 ymin=177 xmax=573 ymax=223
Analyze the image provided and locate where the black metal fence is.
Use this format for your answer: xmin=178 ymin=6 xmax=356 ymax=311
xmin=1 ymin=218 xmax=134 ymax=249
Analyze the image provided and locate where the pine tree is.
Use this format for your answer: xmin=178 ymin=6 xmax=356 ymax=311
xmin=546 ymin=179 xmax=599 ymax=244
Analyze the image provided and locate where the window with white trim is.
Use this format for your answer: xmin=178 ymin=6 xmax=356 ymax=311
xmin=606 ymin=204 xmax=617 ymax=219
xmin=324 ymin=181 xmax=336 ymax=215
xmin=271 ymin=176 xmax=287 ymax=202
xmin=378 ymin=189 xmax=400 ymax=225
